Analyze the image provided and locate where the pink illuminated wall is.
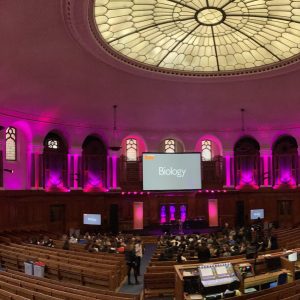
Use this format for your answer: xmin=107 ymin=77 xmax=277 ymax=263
xmin=133 ymin=202 xmax=143 ymax=229
xmin=160 ymin=205 xmax=167 ymax=223
xmin=180 ymin=204 xmax=187 ymax=222
xmin=3 ymin=122 xmax=32 ymax=190
xmin=111 ymin=155 xmax=118 ymax=189
xmin=208 ymin=199 xmax=218 ymax=227
xmin=169 ymin=205 xmax=176 ymax=221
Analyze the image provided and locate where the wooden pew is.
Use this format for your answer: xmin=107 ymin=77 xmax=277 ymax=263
xmin=4 ymin=269 xmax=140 ymax=300
xmin=0 ymin=245 xmax=117 ymax=290
xmin=0 ymin=289 xmax=28 ymax=300
xmin=143 ymin=272 xmax=175 ymax=298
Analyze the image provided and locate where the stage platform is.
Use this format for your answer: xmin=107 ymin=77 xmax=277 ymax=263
xmin=124 ymin=226 xmax=220 ymax=236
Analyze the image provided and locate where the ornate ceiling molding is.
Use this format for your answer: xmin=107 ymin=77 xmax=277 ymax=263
xmin=62 ymin=0 xmax=300 ymax=79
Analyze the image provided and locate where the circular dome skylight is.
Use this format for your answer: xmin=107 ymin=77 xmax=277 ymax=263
xmin=94 ymin=0 xmax=300 ymax=73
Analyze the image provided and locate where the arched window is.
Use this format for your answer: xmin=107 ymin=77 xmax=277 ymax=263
xmin=82 ymin=135 xmax=107 ymax=191
xmin=234 ymin=136 xmax=260 ymax=188
xmin=126 ymin=138 xmax=137 ymax=161
xmin=201 ymin=140 xmax=212 ymax=161
xmin=273 ymin=135 xmax=298 ymax=187
xmin=43 ymin=132 xmax=68 ymax=191
xmin=6 ymin=127 xmax=16 ymax=161
xmin=164 ymin=139 xmax=175 ymax=153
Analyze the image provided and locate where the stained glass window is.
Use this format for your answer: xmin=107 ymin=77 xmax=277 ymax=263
xmin=6 ymin=127 xmax=16 ymax=161
xmin=126 ymin=138 xmax=137 ymax=161
xmin=164 ymin=139 xmax=175 ymax=153
xmin=202 ymin=140 xmax=212 ymax=161
xmin=94 ymin=0 xmax=300 ymax=73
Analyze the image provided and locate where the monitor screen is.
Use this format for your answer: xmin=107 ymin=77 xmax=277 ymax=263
xmin=250 ymin=209 xmax=264 ymax=220
xmin=83 ymin=214 xmax=101 ymax=225
xmin=200 ymin=268 xmax=214 ymax=277
xmin=142 ymin=153 xmax=201 ymax=191
xmin=288 ymin=252 xmax=298 ymax=262
xmin=215 ymin=266 xmax=228 ymax=276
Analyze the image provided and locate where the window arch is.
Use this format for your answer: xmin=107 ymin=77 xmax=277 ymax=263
xmin=272 ymin=135 xmax=298 ymax=187
xmin=164 ymin=139 xmax=175 ymax=153
xmin=5 ymin=127 xmax=16 ymax=161
xmin=201 ymin=140 xmax=212 ymax=161
xmin=82 ymin=135 xmax=107 ymax=191
xmin=43 ymin=131 xmax=68 ymax=191
xmin=126 ymin=138 xmax=137 ymax=161
xmin=234 ymin=136 xmax=260 ymax=188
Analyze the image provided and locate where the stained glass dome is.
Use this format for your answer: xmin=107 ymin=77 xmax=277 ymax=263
xmin=93 ymin=0 xmax=300 ymax=73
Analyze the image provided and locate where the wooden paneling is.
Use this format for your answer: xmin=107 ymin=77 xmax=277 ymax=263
xmin=0 ymin=189 xmax=300 ymax=232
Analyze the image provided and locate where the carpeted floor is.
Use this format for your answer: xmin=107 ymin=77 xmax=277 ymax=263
xmin=119 ymin=244 xmax=157 ymax=295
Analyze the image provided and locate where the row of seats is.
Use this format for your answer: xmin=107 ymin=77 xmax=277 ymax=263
xmin=0 ymin=269 xmax=139 ymax=300
xmin=0 ymin=242 xmax=125 ymax=290
xmin=275 ymin=228 xmax=300 ymax=249
xmin=143 ymin=227 xmax=300 ymax=298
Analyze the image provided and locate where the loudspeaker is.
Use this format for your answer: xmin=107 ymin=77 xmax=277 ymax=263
xmin=109 ymin=204 xmax=119 ymax=234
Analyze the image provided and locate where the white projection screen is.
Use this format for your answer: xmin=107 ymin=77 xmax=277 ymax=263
xmin=83 ymin=214 xmax=101 ymax=225
xmin=142 ymin=153 xmax=201 ymax=191
xmin=250 ymin=209 xmax=264 ymax=220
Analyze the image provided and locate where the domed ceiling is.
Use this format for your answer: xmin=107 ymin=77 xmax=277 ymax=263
xmin=1 ymin=0 xmax=300 ymax=138
xmin=94 ymin=0 xmax=300 ymax=73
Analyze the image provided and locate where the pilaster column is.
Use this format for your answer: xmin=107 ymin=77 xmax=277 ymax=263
xmin=223 ymin=150 xmax=234 ymax=188
xmin=69 ymin=148 xmax=81 ymax=190
xmin=0 ymin=136 xmax=3 ymax=189
xmin=108 ymin=149 xmax=121 ymax=191
xmin=31 ymin=144 xmax=43 ymax=190
xmin=261 ymin=149 xmax=272 ymax=187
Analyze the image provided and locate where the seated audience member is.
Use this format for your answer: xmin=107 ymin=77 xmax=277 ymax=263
xmin=270 ymin=234 xmax=278 ymax=250
xmin=221 ymin=244 xmax=231 ymax=257
xmin=62 ymin=238 xmax=70 ymax=250
xmin=239 ymin=242 xmax=247 ymax=254
xmin=84 ymin=232 xmax=91 ymax=240
xmin=41 ymin=236 xmax=54 ymax=247
xmin=222 ymin=222 xmax=230 ymax=237
xmin=176 ymin=250 xmax=187 ymax=263
xmin=69 ymin=234 xmax=78 ymax=244
xmin=197 ymin=241 xmax=211 ymax=263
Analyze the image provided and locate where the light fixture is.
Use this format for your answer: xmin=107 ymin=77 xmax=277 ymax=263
xmin=4 ymin=169 xmax=13 ymax=174
xmin=109 ymin=104 xmax=122 ymax=151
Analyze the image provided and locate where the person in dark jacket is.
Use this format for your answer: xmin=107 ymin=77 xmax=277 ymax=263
xmin=124 ymin=243 xmax=139 ymax=285
xmin=197 ymin=241 xmax=211 ymax=263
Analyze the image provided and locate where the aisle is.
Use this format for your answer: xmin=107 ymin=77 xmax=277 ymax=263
xmin=119 ymin=243 xmax=156 ymax=295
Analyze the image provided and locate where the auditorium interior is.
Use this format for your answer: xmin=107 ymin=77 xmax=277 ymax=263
xmin=2 ymin=0 xmax=300 ymax=299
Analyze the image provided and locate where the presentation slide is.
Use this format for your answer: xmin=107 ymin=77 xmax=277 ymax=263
xmin=250 ymin=209 xmax=264 ymax=220
xmin=142 ymin=153 xmax=201 ymax=191
xmin=83 ymin=214 xmax=101 ymax=225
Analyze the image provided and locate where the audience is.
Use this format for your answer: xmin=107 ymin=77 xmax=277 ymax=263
xmin=155 ymin=223 xmax=277 ymax=262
